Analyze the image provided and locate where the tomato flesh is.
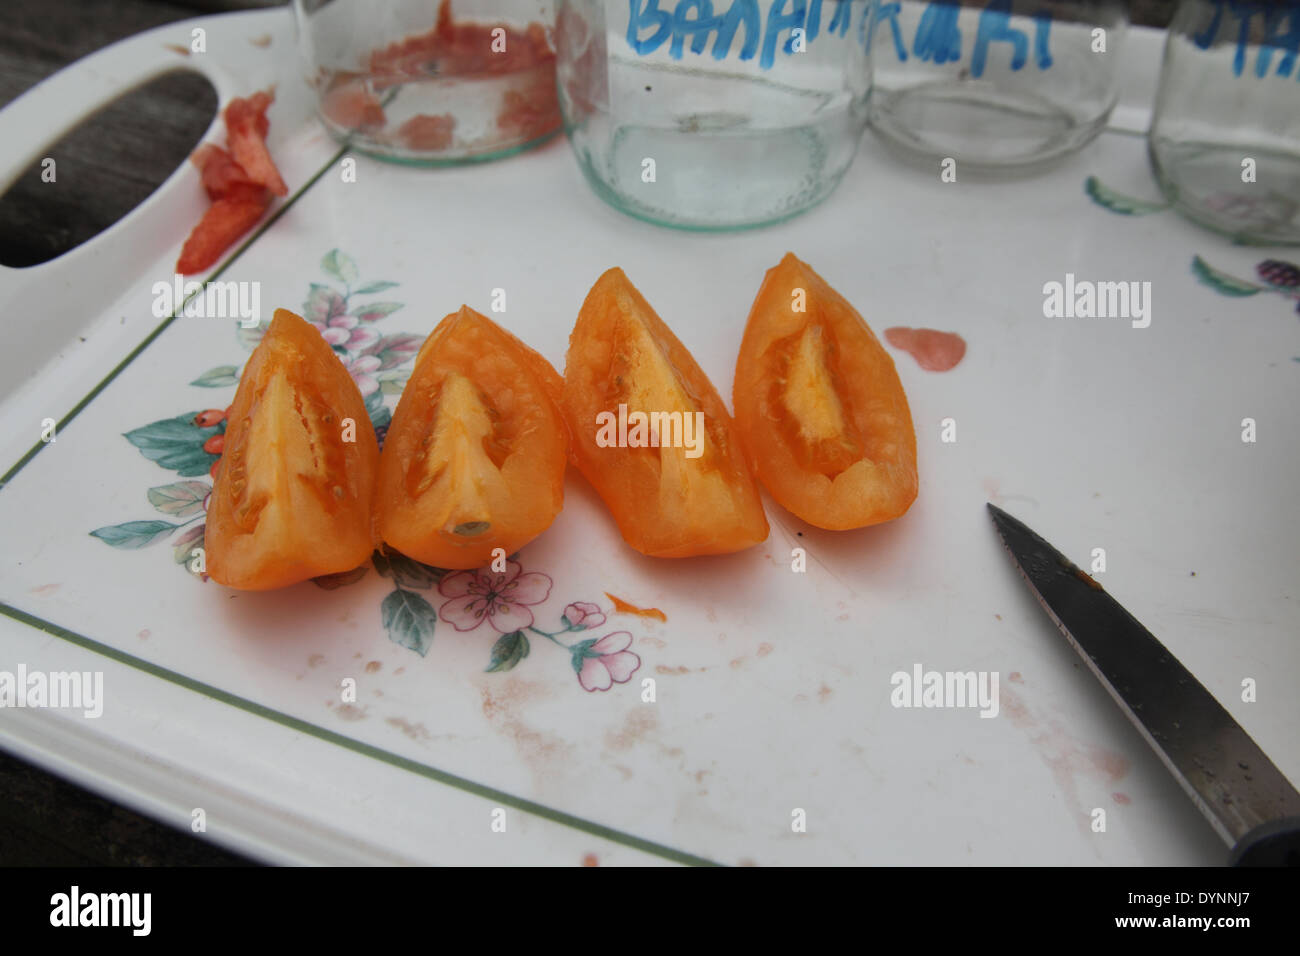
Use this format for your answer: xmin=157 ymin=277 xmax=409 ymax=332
xmin=206 ymin=309 xmax=379 ymax=589
xmin=734 ymin=253 xmax=917 ymax=530
xmin=563 ymin=268 xmax=768 ymax=557
xmin=375 ymin=306 xmax=567 ymax=569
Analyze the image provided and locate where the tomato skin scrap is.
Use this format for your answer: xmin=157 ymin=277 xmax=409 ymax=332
xmin=733 ymin=253 xmax=917 ymax=530
xmin=175 ymin=194 xmax=271 ymax=276
xmin=375 ymin=306 xmax=567 ymax=570
xmin=563 ymin=268 xmax=768 ymax=558
xmin=224 ymin=90 xmax=288 ymax=196
xmin=206 ymin=309 xmax=380 ymax=590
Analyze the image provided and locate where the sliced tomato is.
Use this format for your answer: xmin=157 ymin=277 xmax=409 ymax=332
xmin=563 ymin=268 xmax=768 ymax=558
xmin=206 ymin=309 xmax=380 ymax=590
xmin=733 ymin=253 xmax=917 ymax=530
xmin=224 ymin=90 xmax=288 ymax=197
xmin=175 ymin=193 xmax=271 ymax=276
xmin=375 ymin=306 xmax=567 ymax=569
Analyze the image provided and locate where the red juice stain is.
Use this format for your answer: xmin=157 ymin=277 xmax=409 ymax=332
xmin=884 ymin=328 xmax=967 ymax=372
xmin=1112 ymin=792 xmax=1132 ymax=805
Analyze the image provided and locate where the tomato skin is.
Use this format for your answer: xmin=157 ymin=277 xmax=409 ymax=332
xmin=175 ymin=194 xmax=271 ymax=276
xmin=733 ymin=253 xmax=917 ymax=530
xmin=206 ymin=308 xmax=380 ymax=590
xmin=224 ymin=91 xmax=288 ymax=196
xmin=375 ymin=306 xmax=567 ymax=570
xmin=562 ymin=268 xmax=768 ymax=558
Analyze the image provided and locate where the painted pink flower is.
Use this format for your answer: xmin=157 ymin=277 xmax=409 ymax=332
xmin=341 ymin=353 xmax=382 ymax=395
xmin=563 ymin=601 xmax=605 ymax=630
xmin=438 ymin=560 xmax=553 ymax=633
xmin=573 ymin=631 xmax=641 ymax=692
xmin=315 ymin=313 xmax=381 ymax=352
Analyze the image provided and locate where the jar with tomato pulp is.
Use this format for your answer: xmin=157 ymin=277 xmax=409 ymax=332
xmin=293 ymin=0 xmax=561 ymax=164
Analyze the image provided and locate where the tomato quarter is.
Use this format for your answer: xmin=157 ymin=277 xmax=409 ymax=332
xmin=562 ymin=268 xmax=768 ymax=558
xmin=374 ymin=306 xmax=568 ymax=569
xmin=733 ymin=253 xmax=917 ymax=530
xmin=206 ymin=308 xmax=380 ymax=590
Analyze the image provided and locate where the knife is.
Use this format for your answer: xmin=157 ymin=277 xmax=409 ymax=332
xmin=986 ymin=503 xmax=1300 ymax=866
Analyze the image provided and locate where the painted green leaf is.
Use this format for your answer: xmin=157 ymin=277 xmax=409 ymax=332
xmin=303 ymin=283 xmax=346 ymax=325
xmin=381 ymin=587 xmax=437 ymax=656
xmin=1191 ymin=255 xmax=1263 ymax=297
xmin=313 ymin=566 xmax=369 ymax=590
xmin=321 ymin=249 xmax=359 ymax=285
xmin=364 ymin=389 xmax=391 ymax=432
xmin=569 ymin=637 xmax=599 ymax=674
xmin=371 ymin=548 xmax=442 ymax=588
xmin=353 ymin=302 xmax=403 ymax=323
xmin=237 ymin=320 xmax=269 ymax=352
xmin=147 ymin=480 xmax=210 ymax=517
xmin=486 ymin=631 xmax=530 ymax=673
xmin=353 ymin=280 xmax=399 ymax=295
xmin=91 ymin=520 xmax=178 ymax=549
xmin=190 ymin=365 xmax=239 ymax=388
xmin=173 ymin=524 xmax=205 ymax=569
xmin=379 ymin=377 xmax=407 ymax=396
xmin=1084 ymin=176 xmax=1169 ymax=216
xmin=124 ymin=413 xmax=220 ymax=476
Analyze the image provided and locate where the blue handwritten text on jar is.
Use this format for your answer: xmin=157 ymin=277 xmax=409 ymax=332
xmin=1191 ymin=1 xmax=1300 ymax=79
xmin=626 ymin=1 xmax=1057 ymax=76
xmin=626 ymin=0 xmax=860 ymax=69
xmin=871 ymin=0 xmax=1054 ymax=76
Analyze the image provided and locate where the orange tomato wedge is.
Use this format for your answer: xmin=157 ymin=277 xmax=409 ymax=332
xmin=733 ymin=253 xmax=917 ymax=530
xmin=563 ymin=268 xmax=768 ymax=557
xmin=206 ymin=309 xmax=380 ymax=589
xmin=375 ymin=306 xmax=568 ymax=569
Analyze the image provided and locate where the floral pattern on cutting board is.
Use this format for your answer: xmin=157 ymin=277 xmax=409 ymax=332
xmin=90 ymin=249 xmax=644 ymax=691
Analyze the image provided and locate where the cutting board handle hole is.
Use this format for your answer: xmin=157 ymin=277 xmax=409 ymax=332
xmin=0 ymin=69 xmax=217 ymax=268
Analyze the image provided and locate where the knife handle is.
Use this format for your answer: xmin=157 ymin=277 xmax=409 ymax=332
xmin=1230 ymin=817 xmax=1300 ymax=866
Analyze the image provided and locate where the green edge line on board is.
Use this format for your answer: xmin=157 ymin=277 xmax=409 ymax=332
xmin=0 ymin=600 xmax=720 ymax=867
xmin=0 ymin=143 xmax=349 ymax=494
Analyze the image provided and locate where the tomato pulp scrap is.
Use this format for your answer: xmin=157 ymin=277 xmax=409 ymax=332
xmin=733 ymin=253 xmax=918 ymax=530
xmin=206 ymin=309 xmax=380 ymax=590
xmin=375 ymin=306 xmax=568 ymax=570
xmin=176 ymin=90 xmax=286 ymax=275
xmin=563 ymin=268 xmax=768 ymax=558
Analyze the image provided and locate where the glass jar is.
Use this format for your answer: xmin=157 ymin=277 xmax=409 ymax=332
xmin=1148 ymin=0 xmax=1300 ymax=246
xmin=867 ymin=0 xmax=1128 ymax=169
xmin=554 ymin=0 xmax=873 ymax=230
xmin=292 ymin=0 xmax=561 ymax=164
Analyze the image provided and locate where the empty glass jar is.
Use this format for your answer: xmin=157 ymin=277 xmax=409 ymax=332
xmin=554 ymin=0 xmax=873 ymax=230
xmin=1148 ymin=0 xmax=1300 ymax=245
xmin=867 ymin=0 xmax=1128 ymax=168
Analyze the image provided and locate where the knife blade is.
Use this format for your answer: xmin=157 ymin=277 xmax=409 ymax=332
xmin=987 ymin=502 xmax=1300 ymax=866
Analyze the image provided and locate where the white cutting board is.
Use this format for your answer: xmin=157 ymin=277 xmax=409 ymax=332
xmin=0 ymin=9 xmax=1295 ymax=865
